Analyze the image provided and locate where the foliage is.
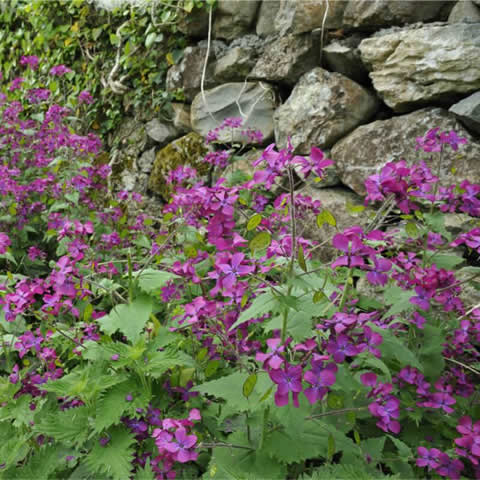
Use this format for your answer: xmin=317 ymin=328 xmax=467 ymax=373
xmin=0 ymin=0 xmax=211 ymax=137
xmin=1 ymin=58 xmax=480 ymax=480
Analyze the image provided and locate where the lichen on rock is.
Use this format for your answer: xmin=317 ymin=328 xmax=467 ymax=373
xmin=147 ymin=132 xmax=210 ymax=201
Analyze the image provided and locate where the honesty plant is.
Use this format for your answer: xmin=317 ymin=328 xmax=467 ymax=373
xmin=1 ymin=58 xmax=480 ymax=480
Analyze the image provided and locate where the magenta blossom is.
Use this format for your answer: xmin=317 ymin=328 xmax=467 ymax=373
xmin=49 ymin=64 xmax=73 ymax=76
xmin=269 ymin=364 xmax=303 ymax=408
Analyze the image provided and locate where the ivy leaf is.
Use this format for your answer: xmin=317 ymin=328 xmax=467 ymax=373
xmin=98 ymin=295 xmax=153 ymax=343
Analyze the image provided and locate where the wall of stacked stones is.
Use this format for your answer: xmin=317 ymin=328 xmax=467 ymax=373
xmin=111 ymin=0 xmax=480 ymax=234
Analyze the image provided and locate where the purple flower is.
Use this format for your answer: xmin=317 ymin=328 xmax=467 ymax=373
xmin=416 ymin=446 xmax=442 ymax=469
xmin=49 ymin=64 xmax=73 ymax=76
xmin=269 ymin=364 xmax=303 ymax=407
xmin=20 ymin=55 xmax=39 ymax=70
xmin=162 ymin=427 xmax=198 ymax=463
xmin=303 ymin=362 xmax=337 ymax=404
xmin=326 ymin=334 xmax=360 ymax=363
xmin=256 ymin=338 xmax=286 ymax=370
xmin=0 ymin=233 xmax=11 ymax=254
xmin=78 ymin=90 xmax=93 ymax=105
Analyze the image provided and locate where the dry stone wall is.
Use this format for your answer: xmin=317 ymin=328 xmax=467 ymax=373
xmin=112 ymin=0 xmax=480 ymax=228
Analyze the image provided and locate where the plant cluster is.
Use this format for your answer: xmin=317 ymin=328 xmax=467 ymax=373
xmin=0 ymin=0 xmax=210 ymax=137
xmin=2 ymin=59 xmax=480 ymax=480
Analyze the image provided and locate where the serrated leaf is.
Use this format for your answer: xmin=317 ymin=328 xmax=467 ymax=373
xmin=193 ymin=372 xmax=272 ymax=412
xmin=98 ymin=295 xmax=153 ymax=343
xmin=431 ymin=254 xmax=464 ymax=269
xmin=229 ymin=290 xmax=276 ymax=330
xmin=145 ymin=347 xmax=194 ymax=378
xmin=369 ymin=324 xmax=423 ymax=372
xmin=135 ymin=269 xmax=179 ymax=293
xmin=85 ymin=427 xmax=135 ymax=480
xmin=35 ymin=406 xmax=90 ymax=445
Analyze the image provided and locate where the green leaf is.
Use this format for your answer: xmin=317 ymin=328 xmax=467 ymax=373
xmin=135 ymin=269 xmax=179 ymax=293
xmin=229 ymin=291 xmax=276 ymax=330
xmin=369 ymin=324 xmax=423 ymax=372
xmin=35 ymin=406 xmax=90 ymax=445
xmin=431 ymin=254 xmax=465 ymax=269
xmin=405 ymin=222 xmax=419 ymax=238
xmin=387 ymin=435 xmax=412 ymax=459
xmin=243 ymin=374 xmax=257 ymax=399
xmin=193 ymin=372 xmax=272 ymax=412
xmin=145 ymin=31 xmax=156 ymax=48
xmin=298 ymin=244 xmax=307 ymax=272
xmin=317 ymin=210 xmax=336 ymax=228
xmin=418 ymin=324 xmax=446 ymax=379
xmin=98 ymin=295 xmax=153 ymax=343
xmin=208 ymin=431 xmax=286 ymax=479
xmin=134 ymin=461 xmax=155 ymax=480
xmin=85 ymin=427 xmax=135 ymax=480
xmin=246 ymin=214 xmax=262 ymax=231
xmin=95 ymin=379 xmax=151 ymax=433
xmin=249 ymin=232 xmax=271 ymax=251
xmin=145 ymin=347 xmax=194 ymax=378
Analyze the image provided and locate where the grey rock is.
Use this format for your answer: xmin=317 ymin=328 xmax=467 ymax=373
xmin=274 ymin=67 xmax=379 ymax=154
xmin=331 ymin=107 xmax=480 ymax=196
xmin=230 ymin=33 xmax=266 ymax=52
xmin=250 ymin=33 xmax=319 ymax=86
xmin=214 ymin=47 xmax=257 ymax=82
xmin=449 ymin=91 xmax=480 ymax=135
xmin=213 ymin=0 xmax=261 ymax=41
xmin=145 ymin=118 xmax=179 ymax=145
xmin=343 ymin=0 xmax=449 ymax=29
xmin=297 ymin=185 xmax=375 ymax=262
xmin=171 ymin=102 xmax=192 ymax=133
xmin=448 ymin=0 xmax=480 ymax=23
xmin=256 ymin=0 xmax=281 ymax=36
xmin=177 ymin=6 xmax=210 ymax=37
xmin=322 ymin=34 xmax=369 ymax=84
xmin=359 ymin=23 xmax=480 ymax=112
xmin=138 ymin=147 xmax=156 ymax=173
xmin=274 ymin=0 xmax=346 ymax=35
xmin=191 ymin=82 xmax=277 ymax=144
xmin=166 ymin=46 xmax=217 ymax=103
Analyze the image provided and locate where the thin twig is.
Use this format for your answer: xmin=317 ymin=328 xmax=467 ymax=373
xmin=306 ymin=406 xmax=367 ymax=421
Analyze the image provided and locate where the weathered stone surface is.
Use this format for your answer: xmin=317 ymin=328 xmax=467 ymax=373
xmin=213 ymin=0 xmax=260 ymax=41
xmin=331 ymin=107 xmax=480 ymax=196
xmin=256 ymin=0 xmax=281 ymax=36
xmin=359 ymin=23 xmax=480 ymax=112
xmin=274 ymin=0 xmax=346 ymax=35
xmin=148 ymin=132 xmax=210 ymax=200
xmin=177 ymin=5 xmax=210 ymax=37
xmin=322 ymin=34 xmax=369 ymax=84
xmin=145 ymin=118 xmax=179 ymax=145
xmin=274 ymin=68 xmax=378 ymax=154
xmin=214 ymin=47 xmax=257 ymax=82
xmin=171 ymin=103 xmax=192 ymax=133
xmin=448 ymin=0 xmax=480 ymax=23
xmin=191 ymin=82 xmax=277 ymax=144
xmin=138 ymin=147 xmax=156 ymax=174
xmin=166 ymin=46 xmax=217 ymax=103
xmin=298 ymin=185 xmax=374 ymax=262
xmin=449 ymin=91 xmax=480 ymax=135
xmin=343 ymin=0 xmax=448 ymax=29
xmin=250 ymin=33 xmax=319 ymax=86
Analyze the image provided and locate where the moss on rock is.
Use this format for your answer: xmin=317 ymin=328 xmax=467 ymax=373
xmin=148 ymin=132 xmax=210 ymax=200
